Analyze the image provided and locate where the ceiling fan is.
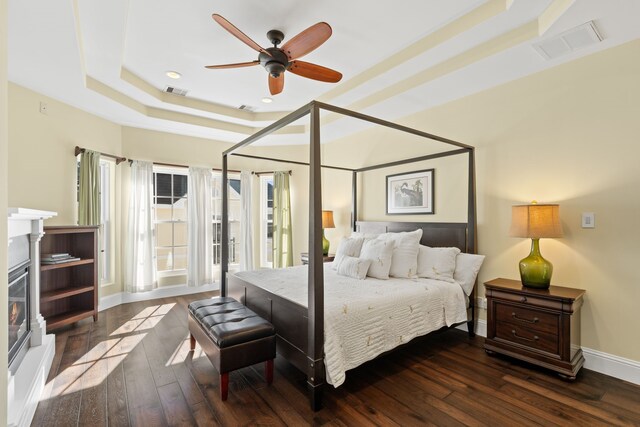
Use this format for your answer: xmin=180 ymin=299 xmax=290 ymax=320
xmin=205 ymin=14 xmax=343 ymax=96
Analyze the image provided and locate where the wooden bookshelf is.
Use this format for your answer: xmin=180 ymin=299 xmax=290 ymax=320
xmin=40 ymin=226 xmax=99 ymax=332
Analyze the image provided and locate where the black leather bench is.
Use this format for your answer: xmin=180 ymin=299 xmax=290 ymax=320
xmin=188 ymin=296 xmax=276 ymax=400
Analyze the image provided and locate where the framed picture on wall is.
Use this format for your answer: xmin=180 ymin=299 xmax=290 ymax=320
xmin=386 ymin=169 xmax=434 ymax=215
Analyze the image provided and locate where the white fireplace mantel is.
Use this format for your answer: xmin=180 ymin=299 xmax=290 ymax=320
xmin=7 ymin=207 xmax=57 ymax=427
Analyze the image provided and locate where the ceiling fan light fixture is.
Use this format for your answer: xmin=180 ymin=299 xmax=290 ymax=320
xmin=261 ymin=97 xmax=273 ymax=104
xmin=265 ymin=61 xmax=286 ymax=78
xmin=166 ymin=70 xmax=182 ymax=79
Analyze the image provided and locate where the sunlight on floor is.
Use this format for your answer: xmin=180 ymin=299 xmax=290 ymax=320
xmin=46 ymin=303 xmax=176 ymax=398
xmin=166 ymin=335 xmax=205 ymax=366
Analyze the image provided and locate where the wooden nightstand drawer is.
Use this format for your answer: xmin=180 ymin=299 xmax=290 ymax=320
xmin=495 ymin=322 xmax=559 ymax=356
xmin=491 ymin=289 xmax=563 ymax=311
xmin=495 ymin=302 xmax=559 ymax=335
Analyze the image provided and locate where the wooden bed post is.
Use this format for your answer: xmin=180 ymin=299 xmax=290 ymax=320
xmin=352 ymin=171 xmax=358 ymax=231
xmin=308 ymin=102 xmax=325 ymax=410
xmin=221 ymin=154 xmax=229 ymax=297
xmin=467 ymin=148 xmax=477 ymax=337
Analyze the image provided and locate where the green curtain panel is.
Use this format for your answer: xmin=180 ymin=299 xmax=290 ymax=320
xmin=78 ymin=150 xmax=101 ymax=226
xmin=272 ymin=171 xmax=293 ymax=268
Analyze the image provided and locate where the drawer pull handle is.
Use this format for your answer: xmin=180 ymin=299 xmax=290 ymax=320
xmin=512 ymin=312 xmax=539 ymax=324
xmin=520 ymin=297 xmax=527 ymax=303
xmin=512 ymin=330 xmax=539 ymax=342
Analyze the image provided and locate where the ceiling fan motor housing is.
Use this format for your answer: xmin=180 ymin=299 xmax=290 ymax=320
xmin=259 ymin=47 xmax=290 ymax=77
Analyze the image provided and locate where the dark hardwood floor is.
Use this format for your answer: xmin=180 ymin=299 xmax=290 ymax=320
xmin=32 ymin=292 xmax=640 ymax=426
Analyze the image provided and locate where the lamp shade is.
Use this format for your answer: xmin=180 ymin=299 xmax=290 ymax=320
xmin=322 ymin=210 xmax=335 ymax=229
xmin=510 ymin=204 xmax=563 ymax=239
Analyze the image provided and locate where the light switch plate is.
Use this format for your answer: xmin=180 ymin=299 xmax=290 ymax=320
xmin=582 ymin=212 xmax=595 ymax=228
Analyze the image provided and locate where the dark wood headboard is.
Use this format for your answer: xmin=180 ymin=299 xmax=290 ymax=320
xmin=355 ymin=221 xmax=469 ymax=252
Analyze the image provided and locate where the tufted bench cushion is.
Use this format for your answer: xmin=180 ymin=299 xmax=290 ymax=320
xmin=188 ymin=297 xmax=275 ymax=347
xmin=188 ymin=296 xmax=276 ymax=401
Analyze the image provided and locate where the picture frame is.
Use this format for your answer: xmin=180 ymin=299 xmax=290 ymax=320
xmin=386 ymin=169 xmax=434 ymax=215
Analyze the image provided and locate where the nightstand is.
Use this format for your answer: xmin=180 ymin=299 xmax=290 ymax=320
xmin=300 ymin=253 xmax=334 ymax=265
xmin=484 ymin=278 xmax=586 ymax=380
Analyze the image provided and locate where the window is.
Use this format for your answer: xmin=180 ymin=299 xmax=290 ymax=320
xmin=153 ymin=168 xmax=188 ymax=274
xmin=99 ymin=160 xmax=113 ymax=284
xmin=76 ymin=158 xmax=115 ymax=285
xmin=212 ymin=173 xmax=242 ymax=268
xmin=260 ymin=175 xmax=274 ymax=268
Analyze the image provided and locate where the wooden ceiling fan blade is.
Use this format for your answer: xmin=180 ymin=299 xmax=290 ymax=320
xmin=288 ymin=60 xmax=342 ymax=83
xmin=205 ymin=61 xmax=259 ymax=69
xmin=212 ymin=14 xmax=271 ymax=57
xmin=281 ymin=22 xmax=332 ymax=60
xmin=269 ymin=74 xmax=284 ymax=95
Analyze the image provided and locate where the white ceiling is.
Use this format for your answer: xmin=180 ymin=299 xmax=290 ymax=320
xmin=7 ymin=0 xmax=640 ymax=145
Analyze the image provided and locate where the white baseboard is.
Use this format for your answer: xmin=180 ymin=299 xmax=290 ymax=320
xmin=455 ymin=319 xmax=640 ymax=386
xmin=582 ymin=347 xmax=640 ymax=386
xmin=99 ymin=283 xmax=219 ymax=312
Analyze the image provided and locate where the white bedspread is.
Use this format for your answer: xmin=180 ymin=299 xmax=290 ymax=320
xmin=233 ymin=265 xmax=468 ymax=387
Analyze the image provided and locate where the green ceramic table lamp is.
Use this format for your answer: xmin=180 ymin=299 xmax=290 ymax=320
xmin=509 ymin=202 xmax=563 ymax=289
xmin=322 ymin=210 xmax=335 ymax=256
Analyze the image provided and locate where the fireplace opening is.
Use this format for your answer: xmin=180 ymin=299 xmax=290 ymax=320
xmin=8 ymin=259 xmax=31 ymax=374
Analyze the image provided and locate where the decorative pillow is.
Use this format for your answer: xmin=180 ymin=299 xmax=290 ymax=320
xmin=388 ymin=234 xmax=420 ymax=278
xmin=350 ymin=231 xmax=380 ymax=240
xmin=417 ymin=245 xmax=461 ymax=282
xmin=454 ymin=253 xmax=485 ymax=296
xmin=332 ymin=237 xmax=365 ymax=270
xmin=359 ymin=238 xmax=394 ymax=279
xmin=377 ymin=229 xmax=423 ymax=247
xmin=336 ymin=256 xmax=372 ymax=280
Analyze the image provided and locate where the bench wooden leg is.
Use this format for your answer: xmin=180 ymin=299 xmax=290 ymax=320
xmin=189 ymin=334 xmax=196 ymax=351
xmin=265 ymin=359 xmax=274 ymax=384
xmin=220 ymin=373 xmax=229 ymax=401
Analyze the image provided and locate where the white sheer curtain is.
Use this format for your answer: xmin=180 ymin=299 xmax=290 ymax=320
xmin=239 ymin=171 xmax=254 ymax=271
xmin=187 ymin=167 xmax=214 ymax=286
xmin=124 ymin=160 xmax=157 ymax=292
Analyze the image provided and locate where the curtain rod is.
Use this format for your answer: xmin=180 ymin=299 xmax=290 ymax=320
xmin=127 ymin=158 xmax=242 ymax=174
xmin=253 ymin=170 xmax=292 ymax=176
xmin=75 ymin=146 xmax=127 ymax=165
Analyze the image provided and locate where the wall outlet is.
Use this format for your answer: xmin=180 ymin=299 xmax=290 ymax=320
xmin=476 ymin=297 xmax=487 ymax=310
xmin=582 ymin=212 xmax=595 ymax=228
xmin=39 ymin=102 xmax=48 ymax=114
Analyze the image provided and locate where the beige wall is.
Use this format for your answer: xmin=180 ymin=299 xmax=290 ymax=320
xmin=331 ymin=39 xmax=640 ymax=362
xmin=8 ymin=84 xmax=123 ymax=225
xmin=1 ymin=0 xmax=9 ymax=422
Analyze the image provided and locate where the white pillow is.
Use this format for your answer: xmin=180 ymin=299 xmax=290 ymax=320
xmin=388 ymin=234 xmax=420 ymax=278
xmin=359 ymin=239 xmax=394 ymax=279
xmin=350 ymin=231 xmax=380 ymax=240
xmin=336 ymin=256 xmax=372 ymax=280
xmin=332 ymin=237 xmax=365 ymax=270
xmin=417 ymin=245 xmax=461 ymax=282
xmin=454 ymin=253 xmax=485 ymax=296
xmin=377 ymin=229 xmax=423 ymax=247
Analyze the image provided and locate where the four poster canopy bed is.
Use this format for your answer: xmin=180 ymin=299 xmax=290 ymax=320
xmin=219 ymin=101 xmax=478 ymax=410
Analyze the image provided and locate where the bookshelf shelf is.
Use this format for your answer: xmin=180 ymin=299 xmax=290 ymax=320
xmin=40 ymin=259 xmax=94 ymax=271
xmin=40 ymin=285 xmax=95 ymax=303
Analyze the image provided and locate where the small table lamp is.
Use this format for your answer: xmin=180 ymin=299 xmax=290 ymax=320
xmin=509 ymin=202 xmax=563 ymax=289
xmin=322 ymin=210 xmax=335 ymax=256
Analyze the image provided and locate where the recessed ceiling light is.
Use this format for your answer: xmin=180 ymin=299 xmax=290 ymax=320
xmin=261 ymin=97 xmax=273 ymax=104
xmin=166 ymin=71 xmax=182 ymax=79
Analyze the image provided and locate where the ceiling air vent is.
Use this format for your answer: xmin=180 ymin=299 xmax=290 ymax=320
xmin=238 ymin=104 xmax=256 ymax=112
xmin=164 ymin=86 xmax=189 ymax=96
xmin=533 ymin=21 xmax=603 ymax=60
